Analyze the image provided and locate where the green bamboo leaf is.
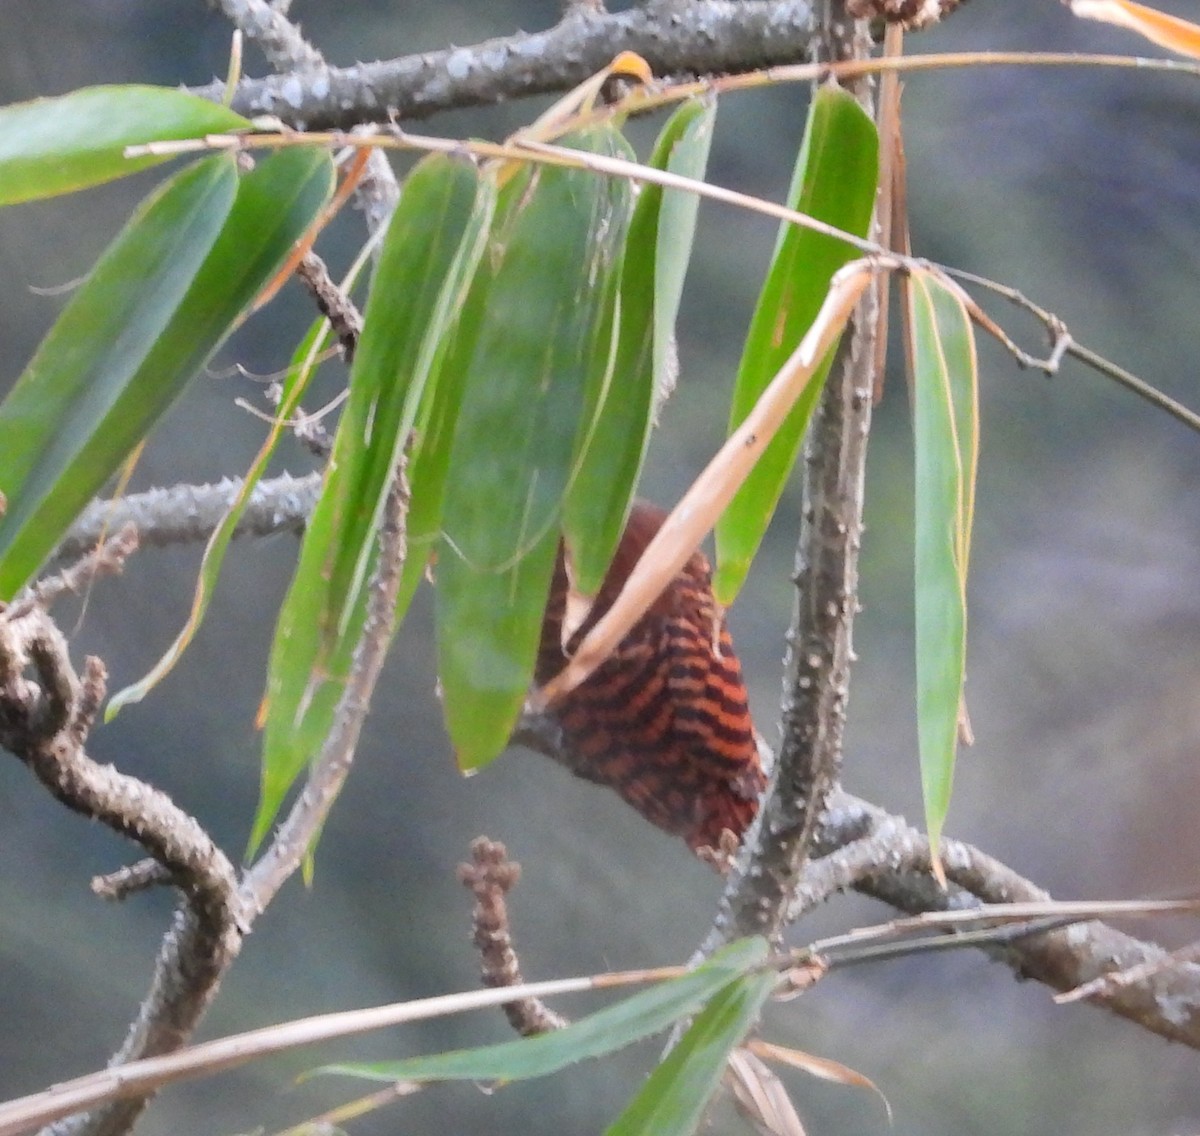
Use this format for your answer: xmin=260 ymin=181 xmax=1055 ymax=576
xmin=122 ymin=218 xmax=392 ymax=724
xmin=106 ymin=314 xmax=335 ymax=719
xmin=0 ymin=146 xmax=333 ymax=603
xmin=390 ymin=166 xmax=563 ymax=637
xmin=0 ymin=156 xmax=238 ymax=598
xmin=909 ymin=269 xmax=979 ymax=854
xmin=0 ymin=86 xmax=248 ymax=205
xmin=563 ymin=98 xmax=716 ymax=596
xmin=652 ymin=99 xmax=716 ymax=394
xmin=319 ymin=938 xmax=769 ymax=1087
xmin=713 ymin=87 xmax=879 ymax=605
xmin=436 ymin=127 xmax=635 ymax=770
xmin=606 ymin=970 xmax=778 ymax=1136
xmin=251 ymin=154 xmax=493 ymax=851
xmin=396 ymin=155 xmax=593 ymax=626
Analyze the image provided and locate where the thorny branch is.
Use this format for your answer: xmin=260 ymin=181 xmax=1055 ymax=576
xmin=701 ymin=4 xmax=878 ymax=949
xmin=238 ymin=453 xmax=410 ymax=917
xmin=6 ymin=1 xmax=1200 ymax=1133
xmin=4 ymin=6 xmax=401 ymax=1136
xmin=191 ymin=1 xmax=821 ymax=130
xmin=519 ymin=716 xmax=1200 ymax=1049
xmin=0 ymin=546 xmax=245 ymax=1136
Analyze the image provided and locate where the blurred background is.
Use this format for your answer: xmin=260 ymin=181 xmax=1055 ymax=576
xmin=1 ymin=1 xmax=1199 ymax=1133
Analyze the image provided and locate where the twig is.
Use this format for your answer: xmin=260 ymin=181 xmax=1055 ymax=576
xmin=1056 ymin=938 xmax=1200 ymax=1005
xmin=191 ymin=1 xmax=821 ymax=129
xmin=92 ymin=860 xmax=174 ymax=901
xmin=295 ymin=252 xmax=362 ymax=362
xmin=239 ymin=452 xmax=410 ymax=915
xmin=8 ymin=525 xmax=140 ymax=620
xmin=0 ymin=611 xmax=244 ymax=1136
xmin=1067 ymin=341 xmax=1200 ymax=433
xmin=944 ymin=266 xmax=1200 ymax=434
xmin=458 ymin=838 xmax=570 ymax=1036
xmin=46 ymin=473 xmax=322 ymax=573
xmin=700 ymin=13 xmax=880 ymax=949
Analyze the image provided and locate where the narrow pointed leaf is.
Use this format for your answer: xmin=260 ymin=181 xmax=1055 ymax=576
xmin=0 ymin=86 xmax=248 ymax=205
xmin=0 ymin=156 xmax=237 ymax=597
xmin=909 ymin=269 xmax=979 ymax=854
xmin=390 ymin=165 xmax=563 ymax=636
xmin=110 ymin=196 xmax=386 ymax=719
xmin=605 ymin=970 xmax=778 ymax=1136
xmin=714 ymin=87 xmax=879 ymax=604
xmin=319 ymin=938 xmax=768 ymax=1087
xmin=652 ymin=99 xmax=716 ymax=394
xmin=106 ymin=314 xmax=335 ymax=719
xmin=563 ymin=98 xmax=716 ymax=597
xmin=253 ymin=154 xmax=492 ymax=850
xmin=0 ymin=146 xmax=333 ymax=602
xmin=437 ymin=127 xmax=634 ymax=770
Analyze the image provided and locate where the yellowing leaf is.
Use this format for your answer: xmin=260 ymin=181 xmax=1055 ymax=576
xmin=1067 ymin=0 xmax=1200 ymax=58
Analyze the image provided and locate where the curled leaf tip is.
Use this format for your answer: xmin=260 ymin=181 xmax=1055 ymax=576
xmin=609 ymin=51 xmax=654 ymax=84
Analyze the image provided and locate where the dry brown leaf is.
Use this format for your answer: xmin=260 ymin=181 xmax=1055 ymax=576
xmin=1067 ymin=0 xmax=1200 ymax=59
xmin=747 ymin=1038 xmax=893 ymax=1123
xmin=531 ymin=263 xmax=875 ymax=710
xmin=726 ymin=1047 xmax=808 ymax=1136
xmin=774 ymin=956 xmax=829 ymax=1003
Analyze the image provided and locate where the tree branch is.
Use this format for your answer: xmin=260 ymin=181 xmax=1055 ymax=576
xmin=809 ymin=790 xmax=1200 ymax=1048
xmin=191 ymin=1 xmax=819 ymax=129
xmin=701 ymin=10 xmax=880 ymax=949
xmin=238 ymin=454 xmax=410 ymax=916
xmin=519 ymin=714 xmax=1200 ymax=1049
xmin=47 ymin=473 xmax=322 ymax=573
xmin=12 ymin=526 xmax=141 ymax=619
xmin=23 ymin=5 xmax=397 ymax=1134
xmin=0 ymin=606 xmax=244 ymax=1136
